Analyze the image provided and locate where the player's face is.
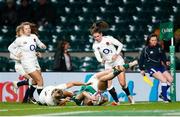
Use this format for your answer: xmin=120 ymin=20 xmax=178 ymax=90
xmin=23 ymin=25 xmax=31 ymax=36
xmin=149 ymin=36 xmax=158 ymax=47
xmin=19 ymin=29 xmax=24 ymax=36
xmin=64 ymin=43 xmax=70 ymax=50
xmin=93 ymin=32 xmax=102 ymax=42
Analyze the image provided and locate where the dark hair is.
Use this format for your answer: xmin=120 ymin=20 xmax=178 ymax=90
xmin=57 ymin=40 xmax=69 ymax=51
xmin=146 ymin=34 xmax=158 ymax=46
xmin=89 ymin=21 xmax=109 ymax=35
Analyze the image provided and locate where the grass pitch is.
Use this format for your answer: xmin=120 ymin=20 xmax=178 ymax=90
xmin=0 ymin=102 xmax=180 ymax=116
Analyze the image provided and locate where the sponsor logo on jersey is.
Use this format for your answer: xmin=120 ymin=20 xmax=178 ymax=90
xmin=103 ymin=48 xmax=111 ymax=54
xmin=30 ymin=45 xmax=36 ymax=51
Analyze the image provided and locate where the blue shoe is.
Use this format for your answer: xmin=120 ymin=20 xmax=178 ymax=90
xmin=159 ymin=93 xmax=171 ymax=102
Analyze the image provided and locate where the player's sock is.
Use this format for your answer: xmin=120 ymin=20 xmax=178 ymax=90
xmin=123 ymin=60 xmax=138 ymax=69
xmin=112 ymin=67 xmax=121 ymax=77
xmin=17 ymin=80 xmax=29 ymax=87
xmin=108 ymin=86 xmax=119 ymax=103
xmin=123 ymin=64 xmax=129 ymax=69
xmin=29 ymin=85 xmax=36 ymax=98
xmin=122 ymin=86 xmax=130 ymax=96
xmin=166 ymin=85 xmax=170 ymax=90
xmin=37 ymin=86 xmax=43 ymax=95
xmin=161 ymin=83 xmax=168 ymax=101
xmin=22 ymin=88 xmax=30 ymax=103
xmin=72 ymin=96 xmax=82 ymax=106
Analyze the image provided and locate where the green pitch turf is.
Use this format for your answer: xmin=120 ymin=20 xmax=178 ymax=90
xmin=0 ymin=102 xmax=180 ymax=116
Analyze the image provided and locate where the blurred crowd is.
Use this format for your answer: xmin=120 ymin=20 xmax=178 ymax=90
xmin=0 ymin=0 xmax=57 ymax=27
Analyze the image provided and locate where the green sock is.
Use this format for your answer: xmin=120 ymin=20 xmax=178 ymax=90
xmin=123 ymin=64 xmax=129 ymax=69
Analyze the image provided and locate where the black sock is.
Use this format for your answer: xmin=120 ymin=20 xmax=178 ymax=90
xmin=167 ymin=85 xmax=170 ymax=90
xmin=122 ymin=87 xmax=130 ymax=96
xmin=17 ymin=80 xmax=29 ymax=87
xmin=37 ymin=88 xmax=43 ymax=95
xmin=112 ymin=67 xmax=121 ymax=77
xmin=23 ymin=88 xmax=30 ymax=103
xmin=108 ymin=87 xmax=119 ymax=103
xmin=29 ymin=85 xmax=36 ymax=98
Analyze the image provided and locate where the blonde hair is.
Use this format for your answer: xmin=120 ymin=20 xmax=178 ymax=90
xmin=51 ymin=89 xmax=63 ymax=100
xmin=20 ymin=22 xmax=38 ymax=35
xmin=16 ymin=25 xmax=23 ymax=37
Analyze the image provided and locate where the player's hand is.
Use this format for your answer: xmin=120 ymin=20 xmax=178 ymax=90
xmin=166 ymin=61 xmax=170 ymax=66
xmin=41 ymin=44 xmax=47 ymax=49
xmin=16 ymin=52 xmax=22 ymax=58
xmin=65 ymin=97 xmax=71 ymax=102
xmin=112 ymin=54 xmax=118 ymax=61
xmin=140 ymin=70 xmax=145 ymax=76
xmin=101 ymin=59 xmax=105 ymax=64
xmin=36 ymin=52 xmax=42 ymax=58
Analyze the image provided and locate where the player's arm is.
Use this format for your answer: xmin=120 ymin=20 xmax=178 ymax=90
xmin=36 ymin=51 xmax=42 ymax=58
xmin=110 ymin=37 xmax=123 ymax=55
xmin=34 ymin=35 xmax=47 ymax=49
xmin=139 ymin=48 xmax=146 ymax=75
xmin=66 ymin=82 xmax=91 ymax=89
xmin=8 ymin=38 xmax=21 ymax=58
xmin=58 ymin=97 xmax=70 ymax=106
xmin=92 ymin=44 xmax=103 ymax=63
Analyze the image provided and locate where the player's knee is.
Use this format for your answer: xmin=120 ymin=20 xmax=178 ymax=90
xmin=161 ymin=78 xmax=167 ymax=83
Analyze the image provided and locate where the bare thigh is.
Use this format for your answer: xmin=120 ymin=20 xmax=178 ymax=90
xmin=117 ymin=72 xmax=126 ymax=87
xmin=98 ymin=81 xmax=108 ymax=91
xmin=28 ymin=70 xmax=44 ymax=86
xmin=95 ymin=69 xmax=113 ymax=79
xmin=152 ymin=71 xmax=167 ymax=83
xmin=162 ymin=71 xmax=173 ymax=83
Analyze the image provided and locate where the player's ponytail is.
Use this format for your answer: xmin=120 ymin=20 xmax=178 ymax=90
xmin=90 ymin=20 xmax=109 ymax=35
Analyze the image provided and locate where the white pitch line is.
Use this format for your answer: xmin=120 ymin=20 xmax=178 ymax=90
xmin=0 ymin=106 xmax=83 ymax=112
xmin=31 ymin=111 xmax=100 ymax=116
xmin=0 ymin=109 xmax=8 ymax=112
xmin=29 ymin=110 xmax=180 ymax=116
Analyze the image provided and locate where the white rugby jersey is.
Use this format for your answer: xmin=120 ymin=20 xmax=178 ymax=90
xmin=92 ymin=36 xmax=123 ymax=63
xmin=8 ymin=34 xmax=45 ymax=61
xmin=39 ymin=84 xmax=67 ymax=106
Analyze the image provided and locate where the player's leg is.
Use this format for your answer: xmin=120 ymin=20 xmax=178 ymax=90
xmin=14 ymin=74 xmax=30 ymax=87
xmin=162 ymin=71 xmax=173 ymax=89
xmin=105 ymin=61 xmax=138 ymax=105
xmin=28 ymin=79 xmax=38 ymax=104
xmin=28 ymin=70 xmax=43 ymax=95
xmin=13 ymin=63 xmax=31 ymax=92
xmin=107 ymin=80 xmax=119 ymax=104
xmin=27 ymin=70 xmax=43 ymax=104
xmin=117 ymin=72 xmax=134 ymax=104
xmin=22 ymin=87 xmax=30 ymax=103
xmin=152 ymin=71 xmax=168 ymax=102
xmin=95 ymin=61 xmax=137 ymax=80
xmin=159 ymin=71 xmax=173 ymax=102
xmin=97 ymin=62 xmax=137 ymax=83
xmin=72 ymin=91 xmax=92 ymax=106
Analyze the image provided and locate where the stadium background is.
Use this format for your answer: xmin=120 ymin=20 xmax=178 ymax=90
xmin=0 ymin=0 xmax=180 ymax=102
xmin=0 ymin=0 xmax=180 ymax=72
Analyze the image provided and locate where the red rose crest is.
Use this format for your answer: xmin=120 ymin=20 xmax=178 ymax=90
xmin=106 ymin=42 xmax=110 ymax=45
